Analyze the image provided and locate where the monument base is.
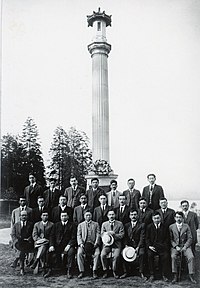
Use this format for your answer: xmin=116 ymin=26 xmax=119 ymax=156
xmin=85 ymin=173 xmax=118 ymax=192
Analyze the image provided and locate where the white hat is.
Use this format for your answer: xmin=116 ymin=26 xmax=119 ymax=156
xmin=102 ymin=232 xmax=114 ymax=246
xmin=122 ymin=246 xmax=137 ymax=262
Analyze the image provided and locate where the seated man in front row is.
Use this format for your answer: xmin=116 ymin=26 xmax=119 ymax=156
xmin=169 ymin=211 xmax=196 ymax=284
xmin=77 ymin=211 xmax=101 ymax=279
xmin=31 ymin=210 xmax=54 ymax=276
xmin=48 ymin=211 xmax=76 ymax=278
xmin=100 ymin=209 xmax=124 ymax=279
xmin=146 ymin=211 xmax=170 ymax=282
xmin=11 ymin=210 xmax=34 ymax=275
xmin=121 ymin=209 xmax=146 ymax=279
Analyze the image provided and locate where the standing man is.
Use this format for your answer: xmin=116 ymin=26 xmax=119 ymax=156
xmin=121 ymin=209 xmax=146 ymax=279
xmin=48 ymin=211 xmax=76 ymax=278
xmin=114 ymin=195 xmax=130 ymax=225
xmin=51 ymin=195 xmax=73 ymax=223
xmin=73 ymin=194 xmax=92 ymax=226
xmin=32 ymin=196 xmax=46 ymax=223
xmin=101 ymin=209 xmax=124 ymax=279
xmin=11 ymin=210 xmax=34 ymax=275
xmin=146 ymin=212 xmax=170 ymax=282
xmin=123 ymin=178 xmax=141 ymax=210
xmin=77 ymin=211 xmax=101 ymax=279
xmin=137 ymin=197 xmax=153 ymax=227
xmin=31 ymin=210 xmax=54 ymax=275
xmin=107 ymin=180 xmax=121 ymax=208
xmin=169 ymin=211 xmax=196 ymax=284
xmin=86 ymin=178 xmax=106 ymax=209
xmin=24 ymin=173 xmax=43 ymax=209
xmin=93 ymin=193 xmax=111 ymax=228
xmin=43 ymin=178 xmax=62 ymax=210
xmin=64 ymin=176 xmax=85 ymax=208
xmin=11 ymin=196 xmax=32 ymax=228
xmin=142 ymin=174 xmax=164 ymax=211
xmin=181 ymin=200 xmax=199 ymax=253
xmin=156 ymin=197 xmax=175 ymax=228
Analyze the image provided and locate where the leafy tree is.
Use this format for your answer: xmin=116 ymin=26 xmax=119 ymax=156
xmin=20 ymin=117 xmax=46 ymax=188
xmin=49 ymin=126 xmax=92 ymax=190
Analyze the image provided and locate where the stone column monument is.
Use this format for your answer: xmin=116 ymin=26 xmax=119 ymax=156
xmin=86 ymin=8 xmax=117 ymax=191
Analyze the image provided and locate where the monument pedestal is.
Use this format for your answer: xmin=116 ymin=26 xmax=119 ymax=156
xmin=85 ymin=173 xmax=118 ymax=192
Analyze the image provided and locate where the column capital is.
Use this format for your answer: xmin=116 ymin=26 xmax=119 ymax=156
xmin=88 ymin=42 xmax=111 ymax=57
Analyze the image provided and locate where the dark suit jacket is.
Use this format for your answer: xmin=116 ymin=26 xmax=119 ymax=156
xmin=43 ymin=188 xmax=62 ymax=209
xmin=32 ymin=221 xmax=54 ymax=241
xmin=142 ymin=184 xmax=164 ymax=211
xmin=124 ymin=221 xmax=145 ymax=248
xmin=32 ymin=206 xmax=48 ymax=223
xmin=146 ymin=222 xmax=169 ymax=252
xmin=169 ymin=223 xmax=192 ymax=249
xmin=49 ymin=221 xmax=76 ymax=251
xmin=156 ymin=208 xmax=175 ymax=228
xmin=51 ymin=205 xmax=73 ymax=223
xmin=114 ymin=205 xmax=130 ymax=225
xmin=138 ymin=207 xmax=153 ymax=226
xmin=11 ymin=221 xmax=34 ymax=245
xmin=93 ymin=205 xmax=111 ymax=227
xmin=123 ymin=189 xmax=141 ymax=210
xmin=86 ymin=187 xmax=106 ymax=208
xmin=73 ymin=204 xmax=93 ymax=225
xmin=64 ymin=186 xmax=85 ymax=208
xmin=24 ymin=183 xmax=43 ymax=208
xmin=183 ymin=211 xmax=199 ymax=244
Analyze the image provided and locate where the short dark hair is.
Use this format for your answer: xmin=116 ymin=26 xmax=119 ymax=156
xmin=79 ymin=193 xmax=87 ymax=200
xmin=129 ymin=209 xmax=138 ymax=214
xmin=180 ymin=200 xmax=189 ymax=206
xmin=99 ymin=193 xmax=107 ymax=199
xmin=59 ymin=195 xmax=67 ymax=200
xmin=147 ymin=174 xmax=156 ymax=179
xmin=107 ymin=208 xmax=115 ymax=215
xmin=139 ymin=197 xmax=147 ymax=202
xmin=110 ymin=180 xmax=117 ymax=185
xmin=41 ymin=210 xmax=49 ymax=215
xmin=118 ymin=194 xmax=126 ymax=199
xmin=70 ymin=175 xmax=77 ymax=180
xmin=29 ymin=172 xmax=36 ymax=177
xmin=37 ymin=195 xmax=44 ymax=200
xmin=152 ymin=211 xmax=161 ymax=217
xmin=127 ymin=178 xmax=135 ymax=182
xmin=91 ymin=178 xmax=99 ymax=183
xmin=175 ymin=211 xmax=184 ymax=218
xmin=19 ymin=195 xmax=26 ymax=201
xmin=159 ymin=197 xmax=167 ymax=202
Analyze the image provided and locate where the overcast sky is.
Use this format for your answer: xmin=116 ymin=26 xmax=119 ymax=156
xmin=1 ymin=0 xmax=200 ymax=199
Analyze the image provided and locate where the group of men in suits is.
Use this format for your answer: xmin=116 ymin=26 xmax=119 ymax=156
xmin=10 ymin=173 xmax=199 ymax=284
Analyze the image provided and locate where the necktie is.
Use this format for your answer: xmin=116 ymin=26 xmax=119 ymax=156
xmin=120 ymin=207 xmax=123 ymax=213
xmin=110 ymin=222 xmax=114 ymax=231
xmin=113 ymin=191 xmax=115 ymax=197
xmin=149 ymin=186 xmax=153 ymax=204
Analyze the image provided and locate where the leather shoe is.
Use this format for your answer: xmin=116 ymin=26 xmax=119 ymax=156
xmin=120 ymin=273 xmax=127 ymax=279
xmin=102 ymin=271 xmax=108 ymax=279
xmin=30 ymin=259 xmax=39 ymax=269
xmin=67 ymin=271 xmax=72 ymax=279
xmin=44 ymin=269 xmax=51 ymax=278
xmin=78 ymin=272 xmax=84 ymax=279
xmin=93 ymin=271 xmax=98 ymax=279
xmin=113 ymin=272 xmax=119 ymax=279
xmin=20 ymin=269 xmax=24 ymax=276
xmin=189 ymin=275 xmax=197 ymax=284
xmin=162 ymin=276 xmax=169 ymax=282
xmin=172 ymin=274 xmax=177 ymax=284
xmin=10 ymin=258 xmax=19 ymax=268
xmin=140 ymin=273 xmax=147 ymax=281
xmin=147 ymin=275 xmax=154 ymax=282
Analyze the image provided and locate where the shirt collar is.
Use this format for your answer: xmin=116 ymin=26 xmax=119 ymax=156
xmin=42 ymin=221 xmax=48 ymax=225
xmin=62 ymin=221 xmax=68 ymax=226
xmin=60 ymin=205 xmax=66 ymax=211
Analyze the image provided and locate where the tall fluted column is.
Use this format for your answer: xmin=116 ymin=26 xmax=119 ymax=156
xmin=88 ymin=42 xmax=111 ymax=162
